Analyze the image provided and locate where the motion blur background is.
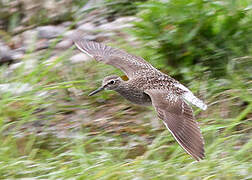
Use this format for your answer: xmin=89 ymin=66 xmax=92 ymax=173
xmin=0 ymin=0 xmax=251 ymax=179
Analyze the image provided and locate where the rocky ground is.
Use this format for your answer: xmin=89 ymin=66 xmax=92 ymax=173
xmin=0 ymin=3 xmax=160 ymax=144
xmin=0 ymin=12 xmax=138 ymax=66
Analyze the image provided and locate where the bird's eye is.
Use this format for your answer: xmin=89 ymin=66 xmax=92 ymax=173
xmin=109 ymin=80 xmax=115 ymax=84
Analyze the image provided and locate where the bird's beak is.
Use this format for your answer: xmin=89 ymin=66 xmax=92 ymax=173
xmin=88 ymin=86 xmax=105 ymax=96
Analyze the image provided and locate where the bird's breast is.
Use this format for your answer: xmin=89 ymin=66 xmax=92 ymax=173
xmin=115 ymin=87 xmax=152 ymax=106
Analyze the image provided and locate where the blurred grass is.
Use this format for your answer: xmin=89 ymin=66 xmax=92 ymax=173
xmin=0 ymin=36 xmax=251 ymax=179
xmin=129 ymin=0 xmax=252 ymax=79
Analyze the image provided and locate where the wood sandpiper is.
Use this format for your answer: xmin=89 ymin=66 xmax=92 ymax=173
xmin=74 ymin=39 xmax=207 ymax=161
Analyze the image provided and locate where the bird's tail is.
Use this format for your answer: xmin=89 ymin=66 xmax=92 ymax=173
xmin=182 ymin=91 xmax=207 ymax=110
xmin=175 ymin=83 xmax=207 ymax=110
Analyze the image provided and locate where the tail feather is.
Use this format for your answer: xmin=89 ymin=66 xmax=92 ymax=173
xmin=175 ymin=83 xmax=207 ymax=110
xmin=183 ymin=91 xmax=207 ymax=110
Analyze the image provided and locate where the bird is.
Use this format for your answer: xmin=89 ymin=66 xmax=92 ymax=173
xmin=74 ymin=39 xmax=207 ymax=161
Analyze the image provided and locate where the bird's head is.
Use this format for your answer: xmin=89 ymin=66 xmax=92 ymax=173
xmin=89 ymin=75 xmax=122 ymax=96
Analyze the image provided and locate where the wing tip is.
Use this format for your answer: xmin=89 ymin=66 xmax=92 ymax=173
xmin=194 ymin=149 xmax=205 ymax=161
xmin=74 ymin=38 xmax=94 ymax=58
xmin=185 ymin=144 xmax=205 ymax=162
xmin=185 ymin=144 xmax=205 ymax=161
xmin=162 ymin=121 xmax=205 ymax=162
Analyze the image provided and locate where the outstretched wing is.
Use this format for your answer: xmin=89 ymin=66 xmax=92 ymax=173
xmin=74 ymin=39 xmax=154 ymax=79
xmin=145 ymin=89 xmax=205 ymax=161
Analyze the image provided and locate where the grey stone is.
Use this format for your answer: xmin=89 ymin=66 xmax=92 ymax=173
xmin=0 ymin=83 xmax=33 ymax=94
xmin=64 ymin=30 xmax=77 ymax=39
xmin=70 ymin=53 xmax=91 ymax=63
xmin=62 ymin=21 xmax=72 ymax=27
xmin=77 ymin=22 xmax=96 ymax=32
xmin=35 ymin=39 xmax=50 ymax=50
xmin=80 ymin=34 xmax=97 ymax=41
xmin=11 ymin=49 xmax=25 ymax=61
xmin=22 ymin=29 xmax=38 ymax=48
xmin=98 ymin=16 xmax=138 ymax=31
xmin=0 ymin=41 xmax=14 ymax=64
xmin=37 ymin=25 xmax=65 ymax=39
xmin=9 ymin=59 xmax=37 ymax=72
xmin=80 ymin=0 xmax=104 ymax=12
xmin=55 ymin=39 xmax=73 ymax=49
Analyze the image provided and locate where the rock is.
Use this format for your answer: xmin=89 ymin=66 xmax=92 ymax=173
xmin=0 ymin=56 xmax=14 ymax=65
xmin=37 ymin=25 xmax=65 ymax=39
xmin=94 ymin=32 xmax=114 ymax=42
xmin=77 ymin=22 xmax=96 ymax=32
xmin=12 ymin=34 xmax=23 ymax=49
xmin=0 ymin=41 xmax=14 ymax=65
xmin=73 ymin=33 xmax=113 ymax=42
xmin=22 ymin=29 xmax=38 ymax=48
xmin=55 ymin=39 xmax=73 ymax=49
xmin=36 ymin=39 xmax=50 ymax=50
xmin=0 ymin=82 xmax=33 ymax=94
xmin=80 ymin=34 xmax=98 ymax=41
xmin=61 ymin=21 xmax=72 ymax=27
xmin=12 ymin=25 xmax=29 ymax=35
xmin=9 ymin=58 xmax=37 ymax=72
xmin=64 ymin=30 xmax=78 ymax=39
xmin=76 ymin=19 xmax=89 ymax=27
xmin=80 ymin=0 xmax=104 ymax=12
xmin=70 ymin=53 xmax=91 ymax=63
xmin=0 ymin=40 xmax=24 ymax=65
xmin=0 ymin=41 xmax=11 ymax=54
xmin=115 ymin=16 xmax=139 ymax=24
xmin=76 ymin=9 xmax=108 ymax=27
xmin=8 ymin=50 xmax=39 ymax=74
xmin=9 ymin=62 xmax=25 ymax=71
xmin=11 ymin=49 xmax=25 ymax=61
xmin=98 ymin=16 xmax=138 ymax=31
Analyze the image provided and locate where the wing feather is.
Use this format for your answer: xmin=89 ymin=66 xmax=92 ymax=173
xmin=74 ymin=39 xmax=154 ymax=79
xmin=145 ymin=89 xmax=205 ymax=161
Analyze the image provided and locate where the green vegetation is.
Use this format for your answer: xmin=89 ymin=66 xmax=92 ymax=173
xmin=104 ymin=0 xmax=146 ymax=19
xmin=130 ymin=0 xmax=252 ymax=79
xmin=0 ymin=0 xmax=251 ymax=179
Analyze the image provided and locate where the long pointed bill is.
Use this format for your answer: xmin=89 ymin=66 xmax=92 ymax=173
xmin=88 ymin=86 xmax=105 ymax=96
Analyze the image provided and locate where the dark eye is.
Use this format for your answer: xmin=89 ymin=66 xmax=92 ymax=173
xmin=109 ymin=80 xmax=115 ymax=84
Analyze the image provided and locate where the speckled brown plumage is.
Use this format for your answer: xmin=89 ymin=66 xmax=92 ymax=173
xmin=74 ymin=39 xmax=207 ymax=161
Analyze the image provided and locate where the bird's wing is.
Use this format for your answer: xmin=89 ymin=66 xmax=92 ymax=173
xmin=74 ymin=39 xmax=154 ymax=79
xmin=145 ymin=89 xmax=205 ymax=161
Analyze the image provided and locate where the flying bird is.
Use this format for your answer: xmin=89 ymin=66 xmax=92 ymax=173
xmin=74 ymin=39 xmax=207 ymax=161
